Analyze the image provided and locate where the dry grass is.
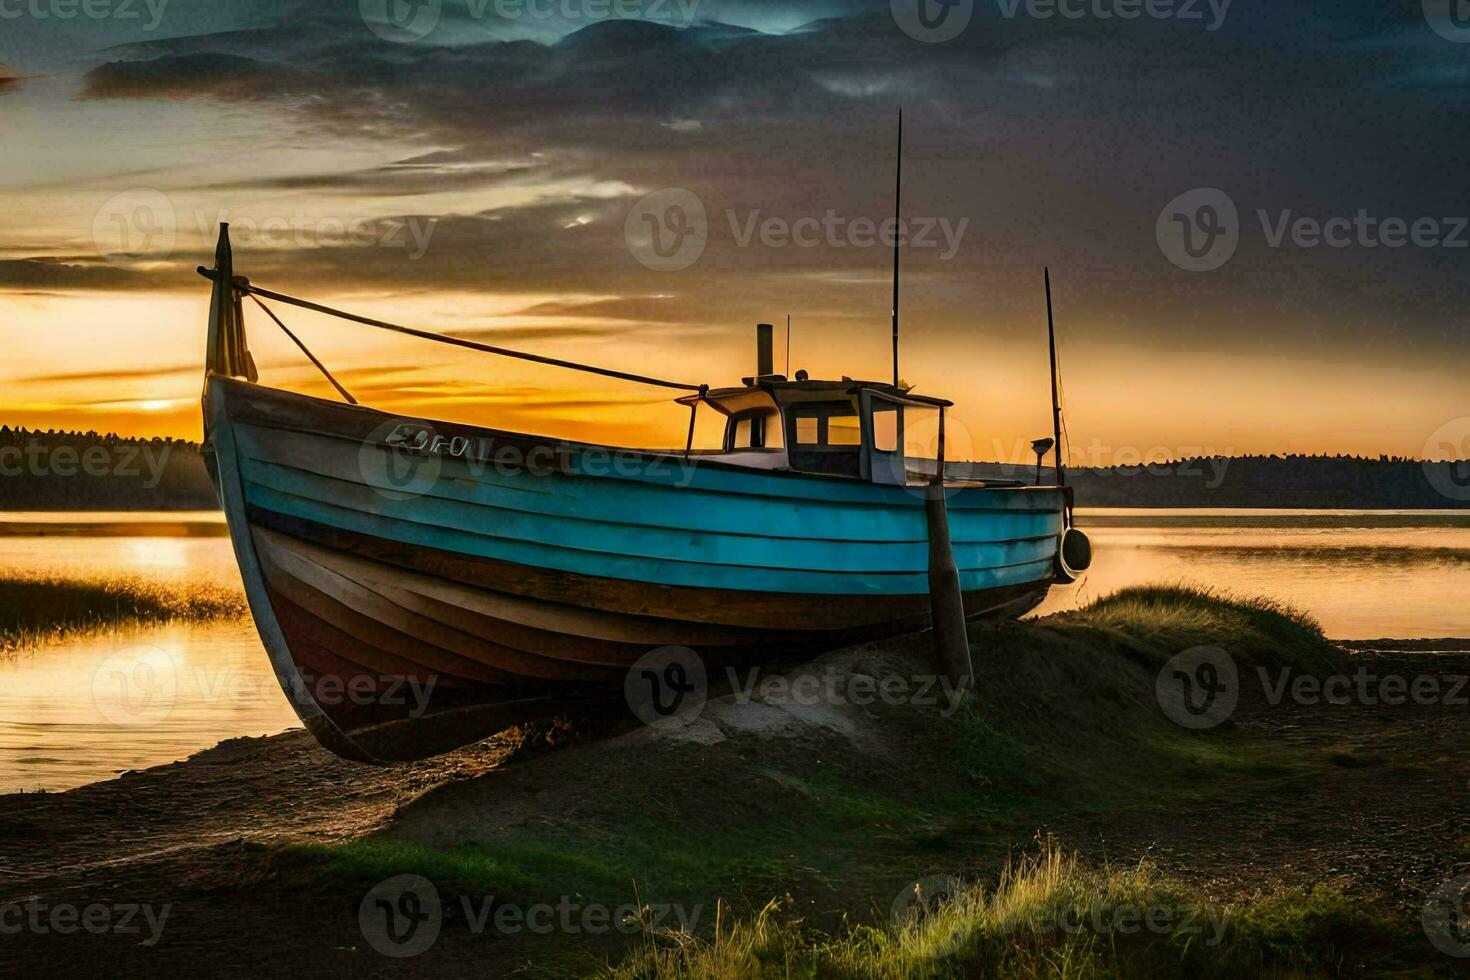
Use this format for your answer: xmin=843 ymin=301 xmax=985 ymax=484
xmin=600 ymin=839 xmax=1392 ymax=979
xmin=0 ymin=573 xmax=247 ymax=650
xmin=1072 ymin=584 xmax=1324 ymax=638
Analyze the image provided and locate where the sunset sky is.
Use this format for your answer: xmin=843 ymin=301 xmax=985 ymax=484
xmin=1 ymin=0 xmax=1465 ymax=464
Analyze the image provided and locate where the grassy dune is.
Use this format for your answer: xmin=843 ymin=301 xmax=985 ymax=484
xmin=0 ymin=573 xmax=247 ymax=650
xmin=274 ymin=586 xmax=1456 ymax=976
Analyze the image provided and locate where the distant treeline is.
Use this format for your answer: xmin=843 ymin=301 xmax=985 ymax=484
xmin=3 ymin=426 xmax=1468 ymax=511
xmin=1066 ymin=454 xmax=1470 ymax=509
xmin=0 ymin=426 xmax=218 ymax=510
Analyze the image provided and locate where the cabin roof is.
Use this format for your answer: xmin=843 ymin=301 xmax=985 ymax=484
xmin=676 ymin=377 xmax=952 ymax=414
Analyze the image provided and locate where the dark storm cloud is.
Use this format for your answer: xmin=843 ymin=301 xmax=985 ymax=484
xmin=0 ymin=259 xmax=151 ymax=291
xmin=69 ymin=1 xmax=1470 ymax=358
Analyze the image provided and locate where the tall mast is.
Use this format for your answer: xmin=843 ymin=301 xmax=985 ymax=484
xmin=1044 ymin=267 xmax=1065 ymax=486
xmin=891 ymin=109 xmax=902 ymax=389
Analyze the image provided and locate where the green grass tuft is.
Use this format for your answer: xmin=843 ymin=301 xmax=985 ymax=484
xmin=1046 ymin=584 xmax=1338 ymax=671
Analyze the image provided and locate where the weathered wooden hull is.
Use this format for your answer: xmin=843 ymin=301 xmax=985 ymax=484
xmin=205 ymin=377 xmax=1065 ymax=762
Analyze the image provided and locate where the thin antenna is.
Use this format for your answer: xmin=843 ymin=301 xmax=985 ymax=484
xmin=891 ymin=108 xmax=902 ymax=389
xmin=785 ymin=313 xmax=792 ymax=376
xmin=1044 ymin=267 xmax=1065 ymax=487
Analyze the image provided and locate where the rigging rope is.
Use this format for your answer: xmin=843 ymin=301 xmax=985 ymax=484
xmin=248 ymin=294 xmax=359 ymax=405
xmin=198 ymin=268 xmax=705 ymax=394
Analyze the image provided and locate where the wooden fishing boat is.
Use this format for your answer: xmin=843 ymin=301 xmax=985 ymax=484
xmin=200 ymin=219 xmax=1089 ymax=763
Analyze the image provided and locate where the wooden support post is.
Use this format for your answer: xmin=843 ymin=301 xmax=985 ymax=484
xmin=925 ymin=408 xmax=972 ymax=690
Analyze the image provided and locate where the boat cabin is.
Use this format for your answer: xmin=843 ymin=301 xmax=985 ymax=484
xmin=677 ymin=326 xmax=955 ymax=485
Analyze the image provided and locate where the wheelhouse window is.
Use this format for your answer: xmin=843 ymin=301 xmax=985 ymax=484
xmin=870 ymin=404 xmax=900 ymax=453
xmin=725 ymin=409 xmax=782 ymax=451
xmin=784 ymin=400 xmax=863 ymax=477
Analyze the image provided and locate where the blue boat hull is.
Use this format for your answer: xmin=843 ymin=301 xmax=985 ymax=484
xmin=206 ymin=377 xmax=1065 ymax=761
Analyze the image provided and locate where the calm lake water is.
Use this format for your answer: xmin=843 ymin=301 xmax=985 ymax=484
xmin=2 ymin=509 xmax=1467 ymax=793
